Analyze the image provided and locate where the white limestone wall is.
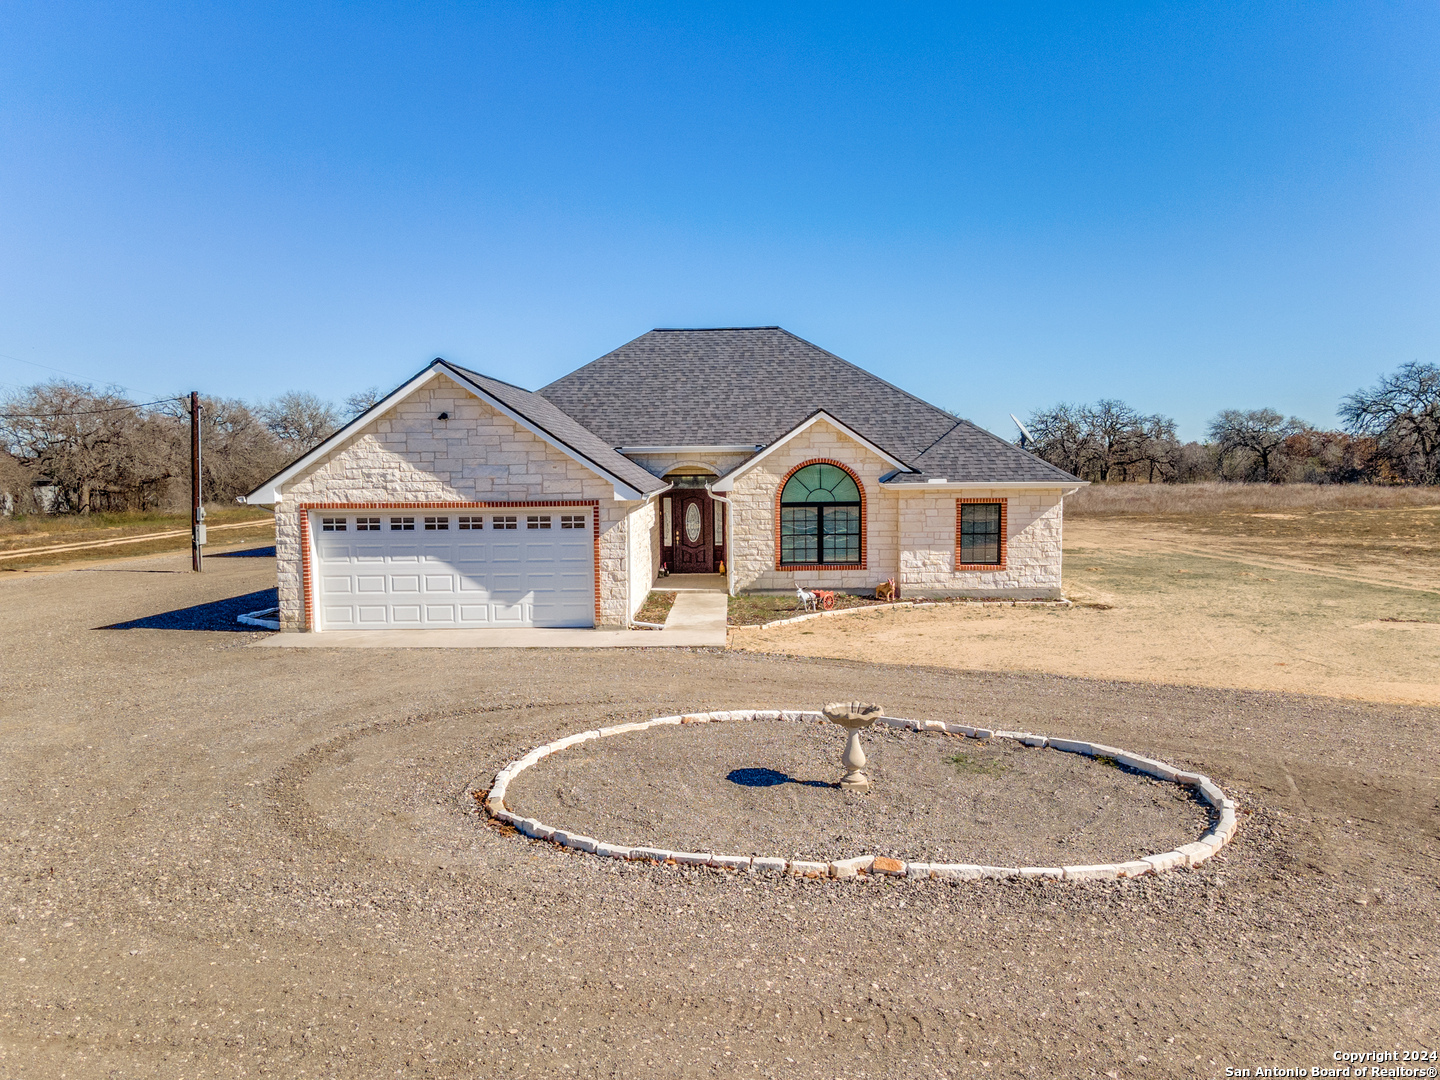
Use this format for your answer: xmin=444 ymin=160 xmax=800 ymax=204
xmin=897 ymin=489 xmax=1065 ymax=599
xmin=625 ymin=497 xmax=659 ymax=619
xmin=273 ymin=375 xmax=638 ymax=629
xmin=728 ymin=418 xmax=900 ymax=594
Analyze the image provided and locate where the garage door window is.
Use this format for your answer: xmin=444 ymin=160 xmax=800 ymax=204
xmin=458 ymin=515 xmax=482 ymax=530
xmin=424 ymin=516 xmax=449 ymax=530
xmin=356 ymin=517 xmax=380 ymax=531
xmin=527 ymin=515 xmax=552 ymax=529
xmin=560 ymin=514 xmax=586 ymax=529
xmin=492 ymin=515 xmax=517 ymax=530
xmin=390 ymin=516 xmax=415 ymax=530
xmin=321 ymin=517 xmax=346 ymax=531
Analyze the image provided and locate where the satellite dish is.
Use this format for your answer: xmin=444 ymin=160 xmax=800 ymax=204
xmin=1010 ymin=413 xmax=1035 ymax=448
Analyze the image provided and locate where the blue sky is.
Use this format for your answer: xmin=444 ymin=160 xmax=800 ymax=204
xmin=1 ymin=2 xmax=1436 ymax=441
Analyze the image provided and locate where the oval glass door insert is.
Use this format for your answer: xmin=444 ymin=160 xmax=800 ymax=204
xmin=684 ymin=502 xmax=702 ymax=543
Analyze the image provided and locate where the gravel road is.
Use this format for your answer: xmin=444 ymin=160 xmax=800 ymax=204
xmin=1 ymin=549 xmax=1436 ymax=1079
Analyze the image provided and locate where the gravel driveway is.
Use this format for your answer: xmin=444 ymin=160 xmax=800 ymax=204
xmin=1 ymin=548 xmax=1436 ymax=1078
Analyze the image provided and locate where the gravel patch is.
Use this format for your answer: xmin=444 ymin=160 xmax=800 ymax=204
xmin=503 ymin=718 xmax=1211 ymax=865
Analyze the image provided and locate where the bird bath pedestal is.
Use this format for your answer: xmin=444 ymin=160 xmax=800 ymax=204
xmin=823 ymin=701 xmax=883 ymax=792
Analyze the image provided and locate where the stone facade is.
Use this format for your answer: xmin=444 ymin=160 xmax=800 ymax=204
xmin=895 ymin=488 xmax=1063 ymax=599
xmin=721 ymin=419 xmax=1066 ymax=598
xmin=727 ymin=418 xmax=900 ymax=593
xmin=273 ymin=375 xmax=640 ymax=629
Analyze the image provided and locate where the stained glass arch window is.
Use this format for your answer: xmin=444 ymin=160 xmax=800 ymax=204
xmin=780 ymin=463 xmax=861 ymax=505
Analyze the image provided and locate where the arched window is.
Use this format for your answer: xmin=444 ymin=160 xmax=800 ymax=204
xmin=778 ymin=462 xmax=862 ymax=566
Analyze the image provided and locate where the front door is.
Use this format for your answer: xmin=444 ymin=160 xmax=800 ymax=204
xmin=674 ymin=492 xmax=712 ymax=573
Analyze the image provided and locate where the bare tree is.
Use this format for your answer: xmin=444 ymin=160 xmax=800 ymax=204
xmin=1027 ymin=400 xmax=1180 ymax=482
xmin=1023 ymin=403 xmax=1093 ymax=477
xmin=259 ymin=391 xmax=339 ymax=456
xmin=1082 ymin=399 xmax=1146 ymax=480
xmin=344 ymin=386 xmax=383 ymax=417
xmin=1206 ymin=408 xmax=1306 ymax=481
xmin=1339 ymin=362 xmax=1440 ymax=484
xmin=0 ymin=381 xmax=179 ymax=511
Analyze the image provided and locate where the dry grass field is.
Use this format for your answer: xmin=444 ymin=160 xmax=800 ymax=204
xmin=732 ymin=484 xmax=1440 ymax=706
xmin=0 ymin=506 xmax=275 ymax=569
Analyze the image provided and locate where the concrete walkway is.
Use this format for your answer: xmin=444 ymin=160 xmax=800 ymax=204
xmin=252 ymin=587 xmax=730 ymax=649
xmin=661 ymin=590 xmax=728 ymax=633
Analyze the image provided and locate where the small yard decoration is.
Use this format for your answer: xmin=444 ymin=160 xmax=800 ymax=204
xmin=822 ymin=700 xmax=883 ymax=792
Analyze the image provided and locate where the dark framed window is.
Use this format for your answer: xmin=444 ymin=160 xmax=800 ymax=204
xmin=779 ymin=463 xmax=862 ymax=566
xmin=959 ymin=502 xmax=1003 ymax=565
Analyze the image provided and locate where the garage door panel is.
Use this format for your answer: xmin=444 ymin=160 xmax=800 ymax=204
xmin=312 ymin=509 xmax=592 ymax=630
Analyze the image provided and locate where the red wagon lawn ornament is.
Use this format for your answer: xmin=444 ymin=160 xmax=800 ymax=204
xmin=813 ymin=589 xmax=837 ymax=610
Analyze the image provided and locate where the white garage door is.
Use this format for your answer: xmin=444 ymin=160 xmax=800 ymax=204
xmin=311 ymin=509 xmax=593 ymax=630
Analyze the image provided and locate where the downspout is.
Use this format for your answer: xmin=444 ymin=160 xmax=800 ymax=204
xmin=708 ymin=488 xmax=734 ymax=597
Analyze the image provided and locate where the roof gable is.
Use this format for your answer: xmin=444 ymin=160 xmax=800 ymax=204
xmin=244 ymin=360 xmax=666 ymax=504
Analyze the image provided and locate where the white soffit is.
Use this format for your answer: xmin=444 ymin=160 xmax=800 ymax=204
xmin=710 ymin=411 xmax=910 ymax=492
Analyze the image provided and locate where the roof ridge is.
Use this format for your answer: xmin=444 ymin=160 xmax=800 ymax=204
xmin=651 ymin=326 xmax=781 ymax=331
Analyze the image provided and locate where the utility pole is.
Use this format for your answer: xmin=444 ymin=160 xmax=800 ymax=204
xmin=190 ymin=391 xmax=204 ymax=572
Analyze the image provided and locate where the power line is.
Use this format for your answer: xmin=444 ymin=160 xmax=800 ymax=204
xmin=0 ymin=351 xmax=169 ymax=402
xmin=0 ymin=396 xmax=185 ymax=421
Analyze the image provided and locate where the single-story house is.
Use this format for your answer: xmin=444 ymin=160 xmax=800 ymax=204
xmin=245 ymin=327 xmax=1082 ymax=631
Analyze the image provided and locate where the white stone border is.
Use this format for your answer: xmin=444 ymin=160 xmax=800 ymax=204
xmin=731 ymin=597 xmax=1072 ymax=632
xmin=472 ymin=711 xmax=1238 ymax=883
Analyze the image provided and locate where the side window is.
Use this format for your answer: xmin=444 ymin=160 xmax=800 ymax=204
xmin=458 ymin=515 xmax=483 ymax=530
xmin=320 ymin=516 xmax=346 ymax=532
xmin=527 ymin=515 xmax=552 ymax=530
xmin=492 ymin=515 xmax=517 ymax=530
xmin=355 ymin=517 xmax=380 ymax=531
xmin=958 ymin=502 xmax=1004 ymax=566
xmin=560 ymin=514 xmax=586 ymax=529
xmin=423 ymin=516 xmax=450 ymax=531
xmin=390 ymin=516 xmax=415 ymax=531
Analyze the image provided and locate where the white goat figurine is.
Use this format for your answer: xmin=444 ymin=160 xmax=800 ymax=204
xmin=796 ymin=584 xmax=819 ymax=612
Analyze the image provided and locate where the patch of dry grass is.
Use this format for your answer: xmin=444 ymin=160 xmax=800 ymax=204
xmin=1068 ymin=481 xmax=1440 ymax=517
xmin=732 ymin=501 xmax=1440 ymax=706
xmin=634 ymin=590 xmax=677 ymax=624
xmin=727 ymin=591 xmax=890 ymax=626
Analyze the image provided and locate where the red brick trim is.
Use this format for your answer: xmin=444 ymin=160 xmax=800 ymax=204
xmin=297 ymin=500 xmax=602 ymax=630
xmin=955 ymin=498 xmax=1008 ymax=571
xmin=773 ymin=459 xmax=867 ymax=572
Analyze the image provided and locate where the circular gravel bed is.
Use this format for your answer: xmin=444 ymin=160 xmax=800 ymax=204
xmin=480 ymin=711 xmax=1239 ymax=882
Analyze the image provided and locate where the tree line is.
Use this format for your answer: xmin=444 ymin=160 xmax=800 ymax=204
xmin=1023 ymin=361 xmax=1439 ymax=485
xmin=0 ymin=382 xmax=381 ymax=514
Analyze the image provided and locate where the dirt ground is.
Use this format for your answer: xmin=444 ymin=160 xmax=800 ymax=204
xmin=732 ymin=501 xmax=1440 ymax=707
xmin=506 ymin=720 xmax=1211 ymax=866
xmin=1 ymin=545 xmax=1437 ymax=1079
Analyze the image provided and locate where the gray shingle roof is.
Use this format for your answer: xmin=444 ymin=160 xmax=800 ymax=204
xmin=441 ymin=361 xmax=668 ymax=496
xmin=535 ymin=328 xmax=1077 ymax=485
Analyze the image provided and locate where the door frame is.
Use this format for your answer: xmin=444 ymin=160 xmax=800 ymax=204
xmin=298 ymin=500 xmax=599 ymax=631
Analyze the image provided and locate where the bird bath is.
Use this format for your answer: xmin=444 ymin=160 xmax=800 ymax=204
xmin=823 ymin=701 xmax=883 ymax=792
